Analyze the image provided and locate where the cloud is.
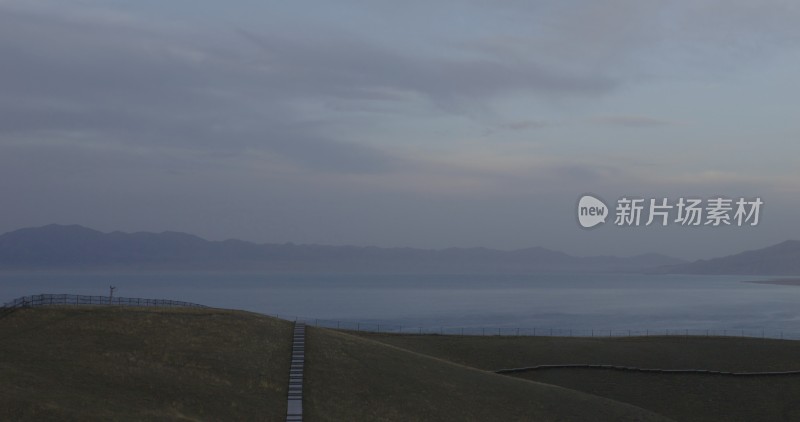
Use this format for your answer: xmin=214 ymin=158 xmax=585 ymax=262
xmin=497 ymin=120 xmax=550 ymax=131
xmin=592 ymin=115 xmax=674 ymax=128
xmin=235 ymin=29 xmax=616 ymax=104
xmin=455 ymin=0 xmax=800 ymax=81
xmin=0 ymin=4 xmax=415 ymax=174
xmin=0 ymin=1 xmax=622 ymax=178
xmin=1 ymin=0 xmax=800 ymax=258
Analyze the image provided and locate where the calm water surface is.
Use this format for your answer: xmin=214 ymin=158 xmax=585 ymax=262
xmin=2 ymin=273 xmax=799 ymax=336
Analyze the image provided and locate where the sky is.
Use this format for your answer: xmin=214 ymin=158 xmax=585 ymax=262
xmin=1 ymin=0 xmax=799 ymax=260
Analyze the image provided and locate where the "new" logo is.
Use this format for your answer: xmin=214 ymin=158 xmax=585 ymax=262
xmin=577 ymin=194 xmax=608 ymax=228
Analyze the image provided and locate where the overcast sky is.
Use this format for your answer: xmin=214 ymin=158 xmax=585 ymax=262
xmin=2 ymin=0 xmax=799 ymax=260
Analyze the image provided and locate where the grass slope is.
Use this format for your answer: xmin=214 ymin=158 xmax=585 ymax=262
xmin=11 ymin=307 xmax=796 ymax=421
xmin=356 ymin=333 xmax=800 ymax=421
xmin=0 ymin=307 xmax=292 ymax=421
xmin=516 ymin=368 xmax=800 ymax=422
xmin=354 ymin=333 xmax=800 ymax=371
xmin=304 ymin=327 xmax=670 ymax=422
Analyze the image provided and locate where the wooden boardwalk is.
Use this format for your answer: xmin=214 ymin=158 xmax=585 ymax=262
xmin=286 ymin=322 xmax=305 ymax=422
xmin=496 ymin=364 xmax=800 ymax=376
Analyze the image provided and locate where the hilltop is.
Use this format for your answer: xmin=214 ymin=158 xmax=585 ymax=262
xmin=661 ymin=240 xmax=800 ymax=275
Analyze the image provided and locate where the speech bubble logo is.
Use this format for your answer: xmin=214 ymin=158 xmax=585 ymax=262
xmin=577 ymin=194 xmax=608 ymax=228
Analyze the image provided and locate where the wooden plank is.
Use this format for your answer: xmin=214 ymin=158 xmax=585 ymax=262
xmin=286 ymin=322 xmax=306 ymax=422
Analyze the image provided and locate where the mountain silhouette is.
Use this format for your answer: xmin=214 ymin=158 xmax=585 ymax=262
xmin=0 ymin=224 xmax=685 ymax=273
xmin=661 ymin=240 xmax=800 ymax=275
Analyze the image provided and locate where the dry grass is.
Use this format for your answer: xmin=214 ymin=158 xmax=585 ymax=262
xmin=356 ymin=332 xmax=800 ymax=421
xmin=304 ymin=327 xmax=671 ymax=422
xmin=354 ymin=332 xmax=800 ymax=372
xmin=9 ymin=307 xmax=798 ymax=421
xmin=515 ymin=368 xmax=800 ymax=422
xmin=0 ymin=306 xmax=292 ymax=421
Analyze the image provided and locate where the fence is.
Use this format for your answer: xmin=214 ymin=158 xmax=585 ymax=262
xmin=495 ymin=364 xmax=800 ymax=377
xmin=3 ymin=294 xmax=799 ymax=341
xmin=2 ymin=294 xmax=209 ymax=310
xmin=267 ymin=315 xmax=800 ymax=341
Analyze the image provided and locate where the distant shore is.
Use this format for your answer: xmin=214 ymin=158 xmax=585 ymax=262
xmin=745 ymin=278 xmax=800 ymax=287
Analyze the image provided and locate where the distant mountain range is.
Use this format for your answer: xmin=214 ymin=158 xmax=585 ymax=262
xmin=660 ymin=240 xmax=800 ymax=276
xmin=0 ymin=224 xmax=686 ymax=273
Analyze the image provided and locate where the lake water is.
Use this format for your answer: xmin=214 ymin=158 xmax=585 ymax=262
xmin=2 ymin=273 xmax=800 ymax=338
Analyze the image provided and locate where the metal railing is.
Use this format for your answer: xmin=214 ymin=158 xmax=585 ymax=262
xmin=2 ymin=294 xmax=208 ymax=310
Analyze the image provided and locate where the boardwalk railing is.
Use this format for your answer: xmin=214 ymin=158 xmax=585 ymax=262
xmin=495 ymin=364 xmax=800 ymax=377
xmin=2 ymin=294 xmax=208 ymax=310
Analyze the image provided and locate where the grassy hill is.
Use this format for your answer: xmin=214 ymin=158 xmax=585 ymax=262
xmin=354 ymin=332 xmax=800 ymax=372
xmin=356 ymin=332 xmax=800 ymax=421
xmin=303 ymin=327 xmax=669 ymax=421
xmin=0 ymin=307 xmax=293 ymax=421
xmin=5 ymin=307 xmax=800 ymax=421
xmin=514 ymin=367 xmax=800 ymax=422
xmin=1 ymin=307 xmax=669 ymax=421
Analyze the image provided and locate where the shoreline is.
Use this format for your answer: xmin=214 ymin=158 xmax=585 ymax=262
xmin=745 ymin=278 xmax=800 ymax=287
